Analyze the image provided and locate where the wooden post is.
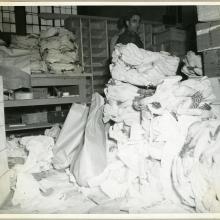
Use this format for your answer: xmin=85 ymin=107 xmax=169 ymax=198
xmin=0 ymin=76 xmax=10 ymax=208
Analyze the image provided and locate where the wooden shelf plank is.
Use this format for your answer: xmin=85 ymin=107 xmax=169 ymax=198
xmin=5 ymin=122 xmax=61 ymax=132
xmin=4 ymin=96 xmax=80 ymax=107
xmin=38 ymin=13 xmax=117 ymax=22
xmin=31 ymin=73 xmax=93 ymax=78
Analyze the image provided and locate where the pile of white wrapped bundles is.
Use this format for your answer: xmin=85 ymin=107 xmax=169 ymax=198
xmin=88 ymin=43 xmax=220 ymax=213
xmin=6 ymin=128 xmax=95 ymax=213
xmin=2 ymin=27 xmax=82 ymax=74
xmin=39 ymin=27 xmax=83 ymax=74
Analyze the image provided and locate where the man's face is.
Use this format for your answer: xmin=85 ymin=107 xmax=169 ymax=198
xmin=128 ymin=14 xmax=141 ymax=32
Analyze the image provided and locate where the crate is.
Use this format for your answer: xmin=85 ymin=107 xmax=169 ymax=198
xmin=203 ymin=49 xmax=220 ymax=77
xmin=152 ymin=24 xmax=166 ymax=34
xmin=32 ymin=87 xmax=48 ymax=99
xmin=5 ymin=114 xmax=21 ymax=125
xmin=196 ymin=21 xmax=220 ymax=52
xmin=155 ymin=40 xmax=187 ymax=57
xmin=154 ymin=27 xmax=187 ymax=44
xmin=208 ymin=77 xmax=220 ymax=104
xmin=197 ymin=6 xmax=220 ymax=22
xmin=22 ymin=112 xmax=48 ymax=124
xmin=47 ymin=110 xmax=69 ymax=123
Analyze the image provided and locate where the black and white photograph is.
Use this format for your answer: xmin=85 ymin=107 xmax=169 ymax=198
xmin=0 ymin=3 xmax=220 ymax=218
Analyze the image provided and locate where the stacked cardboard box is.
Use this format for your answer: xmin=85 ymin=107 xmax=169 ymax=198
xmin=154 ymin=27 xmax=188 ymax=57
xmin=197 ymin=6 xmax=220 ymax=22
xmin=196 ymin=6 xmax=220 ymax=77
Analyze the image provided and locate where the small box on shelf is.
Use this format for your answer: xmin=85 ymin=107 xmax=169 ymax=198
xmin=155 ymin=40 xmax=187 ymax=57
xmin=47 ymin=110 xmax=68 ymax=123
xmin=154 ymin=27 xmax=187 ymax=45
xmin=22 ymin=112 xmax=48 ymax=125
xmin=32 ymin=87 xmax=48 ymax=99
xmin=5 ymin=114 xmax=21 ymax=125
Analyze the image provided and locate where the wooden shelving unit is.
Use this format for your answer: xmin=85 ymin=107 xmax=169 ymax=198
xmin=5 ymin=122 xmax=61 ymax=132
xmin=4 ymin=96 xmax=81 ymax=108
xmin=4 ymin=73 xmax=93 ymax=132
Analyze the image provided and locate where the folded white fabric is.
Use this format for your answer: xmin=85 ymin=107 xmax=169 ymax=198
xmin=10 ymin=34 xmax=39 ymax=49
xmin=181 ymin=51 xmax=203 ymax=77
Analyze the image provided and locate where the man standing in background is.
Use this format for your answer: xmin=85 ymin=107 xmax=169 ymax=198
xmin=116 ymin=11 xmax=143 ymax=49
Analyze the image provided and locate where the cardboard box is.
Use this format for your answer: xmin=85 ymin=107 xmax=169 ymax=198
xmin=155 ymin=40 xmax=187 ymax=57
xmin=22 ymin=112 xmax=48 ymax=124
xmin=47 ymin=110 xmax=68 ymax=123
xmin=5 ymin=114 xmax=21 ymax=125
xmin=154 ymin=27 xmax=187 ymax=44
xmin=196 ymin=21 xmax=220 ymax=52
xmin=208 ymin=77 xmax=220 ymax=104
xmin=32 ymin=87 xmax=48 ymax=99
xmin=197 ymin=6 xmax=220 ymax=22
xmin=152 ymin=24 xmax=166 ymax=34
xmin=203 ymin=49 xmax=220 ymax=77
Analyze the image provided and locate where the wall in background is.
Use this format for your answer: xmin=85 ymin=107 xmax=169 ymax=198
xmin=77 ymin=6 xmax=167 ymax=22
xmin=0 ymin=6 xmax=77 ymax=34
xmin=0 ymin=6 xmax=197 ymax=34
xmin=77 ymin=5 xmax=197 ymax=51
xmin=0 ymin=6 xmax=16 ymax=33
xmin=25 ymin=6 xmax=77 ymax=34
xmin=0 ymin=5 xmax=197 ymax=51
xmin=77 ymin=6 xmax=197 ymax=26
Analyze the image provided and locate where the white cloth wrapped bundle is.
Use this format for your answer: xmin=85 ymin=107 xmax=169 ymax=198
xmin=30 ymin=48 xmax=42 ymax=62
xmin=49 ymin=62 xmax=83 ymax=74
xmin=30 ymin=60 xmax=48 ymax=73
xmin=43 ymin=49 xmax=78 ymax=64
xmin=0 ymin=46 xmax=31 ymax=74
xmin=30 ymin=48 xmax=48 ymax=73
xmin=40 ymin=27 xmax=59 ymax=39
xmin=40 ymin=32 xmax=78 ymax=54
xmin=40 ymin=36 xmax=61 ymax=52
xmin=19 ymin=135 xmax=54 ymax=173
xmin=104 ymin=80 xmax=140 ymax=103
xmin=181 ymin=51 xmax=203 ymax=77
xmin=40 ymin=27 xmax=76 ymax=42
xmin=110 ymin=59 xmax=166 ymax=86
xmin=10 ymin=34 xmax=39 ymax=49
xmin=103 ymin=100 xmax=140 ymax=125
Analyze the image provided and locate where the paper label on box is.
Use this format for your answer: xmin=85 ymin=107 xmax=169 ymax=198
xmin=197 ymin=24 xmax=220 ymax=36
xmin=198 ymin=46 xmax=220 ymax=52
